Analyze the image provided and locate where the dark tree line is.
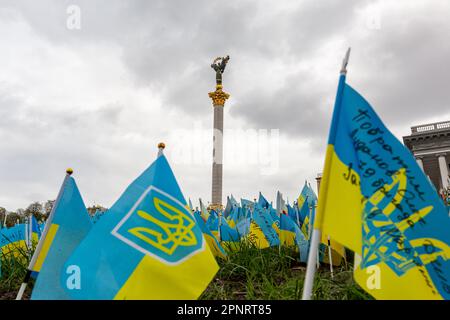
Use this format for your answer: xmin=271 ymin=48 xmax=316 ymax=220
xmin=0 ymin=201 xmax=107 ymax=228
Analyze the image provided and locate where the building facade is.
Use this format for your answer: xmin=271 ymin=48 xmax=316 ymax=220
xmin=403 ymin=120 xmax=450 ymax=193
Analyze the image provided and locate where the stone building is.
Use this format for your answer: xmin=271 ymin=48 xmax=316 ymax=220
xmin=403 ymin=120 xmax=450 ymax=193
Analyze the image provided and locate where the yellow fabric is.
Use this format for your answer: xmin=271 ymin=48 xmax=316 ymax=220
xmin=246 ymin=222 xmax=270 ymax=249
xmin=279 ymin=230 xmax=296 ymax=247
xmin=301 ymin=216 xmax=310 ymax=239
xmin=210 ymin=230 xmax=219 ymax=242
xmin=354 ymin=254 xmax=442 ymax=300
xmin=317 ymin=145 xmax=446 ymax=299
xmin=2 ymin=240 xmax=28 ymax=259
xmin=320 ymin=233 xmax=346 ymax=266
xmin=204 ymin=233 xmax=226 ymax=259
xmin=315 ymin=146 xmax=362 ymax=254
xmin=114 ymin=244 xmax=218 ymax=300
xmin=227 ymin=219 xmax=236 ymax=229
xmin=33 ymin=224 xmax=59 ymax=272
xmin=297 ymin=195 xmax=306 ymax=210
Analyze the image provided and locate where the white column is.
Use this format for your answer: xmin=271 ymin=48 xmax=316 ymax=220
xmin=415 ymin=156 xmax=424 ymax=171
xmin=437 ymin=153 xmax=449 ymax=190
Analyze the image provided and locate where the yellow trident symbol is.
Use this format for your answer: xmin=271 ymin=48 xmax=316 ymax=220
xmin=127 ymin=197 xmax=198 ymax=256
xmin=362 ymin=168 xmax=450 ymax=271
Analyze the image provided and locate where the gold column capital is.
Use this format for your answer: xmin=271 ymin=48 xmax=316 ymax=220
xmin=208 ymin=85 xmax=230 ymax=106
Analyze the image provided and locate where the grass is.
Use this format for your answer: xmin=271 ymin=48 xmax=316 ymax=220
xmin=201 ymin=242 xmax=372 ymax=300
xmin=0 ymin=240 xmax=371 ymax=300
xmin=0 ymin=243 xmax=34 ymax=300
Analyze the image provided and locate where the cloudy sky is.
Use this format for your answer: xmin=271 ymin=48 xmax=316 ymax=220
xmin=0 ymin=0 xmax=449 ymax=211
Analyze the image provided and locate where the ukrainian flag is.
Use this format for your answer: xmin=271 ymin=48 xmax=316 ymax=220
xmin=0 ymin=224 xmax=28 ymax=258
xmin=297 ymin=182 xmax=317 ymax=211
xmin=279 ymin=214 xmax=297 ymax=247
xmin=225 ymin=206 xmax=239 ymax=229
xmin=315 ymin=72 xmax=450 ymax=299
xmin=31 ymin=215 xmax=41 ymax=242
xmin=247 ymin=204 xmax=280 ymax=249
xmin=236 ymin=214 xmax=251 ymax=237
xmin=206 ymin=212 xmax=220 ymax=241
xmin=219 ymin=219 xmax=241 ymax=252
xmin=298 ymin=201 xmax=311 ymax=238
xmin=194 ymin=211 xmax=226 ymax=259
xmin=64 ymin=154 xmax=218 ymax=299
xmin=241 ymin=198 xmax=254 ymax=211
xmin=31 ymin=173 xmax=92 ymax=299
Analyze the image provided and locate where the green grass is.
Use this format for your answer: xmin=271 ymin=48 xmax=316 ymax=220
xmin=0 ymin=240 xmax=371 ymax=300
xmin=201 ymin=243 xmax=372 ymax=300
xmin=0 ymin=242 xmax=34 ymax=300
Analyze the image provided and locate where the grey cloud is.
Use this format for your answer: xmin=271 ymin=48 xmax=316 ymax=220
xmin=1 ymin=0 xmax=449 ymax=209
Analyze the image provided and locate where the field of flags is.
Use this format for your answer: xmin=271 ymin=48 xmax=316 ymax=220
xmin=0 ymin=50 xmax=449 ymax=300
xmin=190 ymin=187 xmax=345 ymax=268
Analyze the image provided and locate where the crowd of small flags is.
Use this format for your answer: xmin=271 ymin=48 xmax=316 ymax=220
xmin=0 ymin=50 xmax=449 ymax=300
xmin=188 ymin=187 xmax=345 ymax=268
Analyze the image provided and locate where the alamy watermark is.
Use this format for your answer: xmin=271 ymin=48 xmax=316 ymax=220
xmin=66 ymin=5 xmax=81 ymax=30
xmin=167 ymin=122 xmax=280 ymax=175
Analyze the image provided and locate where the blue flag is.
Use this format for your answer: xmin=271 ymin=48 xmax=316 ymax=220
xmin=31 ymin=175 xmax=92 ymax=300
xmin=63 ymin=155 xmax=218 ymax=299
xmin=220 ymin=221 xmax=240 ymax=243
xmin=258 ymin=192 xmax=270 ymax=209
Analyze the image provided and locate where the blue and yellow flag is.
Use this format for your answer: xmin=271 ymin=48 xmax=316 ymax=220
xmin=279 ymin=214 xmax=309 ymax=262
xmin=279 ymin=214 xmax=298 ymax=247
xmin=257 ymin=192 xmax=271 ymax=209
xmin=0 ymin=224 xmax=28 ymax=258
xmin=236 ymin=214 xmax=251 ymax=237
xmin=247 ymin=204 xmax=280 ymax=249
xmin=31 ymin=174 xmax=92 ymax=300
xmin=241 ymin=198 xmax=254 ymax=211
xmin=316 ymin=73 xmax=450 ymax=299
xmin=206 ymin=211 xmax=220 ymax=241
xmin=219 ymin=218 xmax=241 ymax=252
xmin=297 ymin=182 xmax=317 ymax=210
xmin=31 ymin=215 xmax=41 ymax=240
xmin=64 ymin=154 xmax=218 ymax=299
xmin=194 ymin=211 xmax=226 ymax=259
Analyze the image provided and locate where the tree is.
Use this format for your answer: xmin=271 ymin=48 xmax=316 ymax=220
xmin=86 ymin=204 xmax=107 ymax=216
xmin=5 ymin=211 xmax=20 ymax=227
xmin=44 ymin=200 xmax=55 ymax=216
xmin=0 ymin=207 xmax=6 ymax=227
xmin=25 ymin=201 xmax=45 ymax=222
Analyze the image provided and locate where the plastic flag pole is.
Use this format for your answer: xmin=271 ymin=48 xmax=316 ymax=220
xmin=16 ymin=168 xmax=72 ymax=300
xmin=24 ymin=219 xmax=29 ymax=250
xmin=302 ymin=47 xmax=351 ymax=300
xmin=302 ymin=228 xmax=322 ymax=299
xmin=276 ymin=191 xmax=281 ymax=253
xmin=28 ymin=215 xmax=33 ymax=250
xmin=327 ymin=236 xmax=334 ymax=278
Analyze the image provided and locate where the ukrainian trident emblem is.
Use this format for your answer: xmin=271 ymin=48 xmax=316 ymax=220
xmin=112 ymin=186 xmax=203 ymax=264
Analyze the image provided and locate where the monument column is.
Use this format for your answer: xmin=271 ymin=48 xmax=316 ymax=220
xmin=437 ymin=153 xmax=449 ymax=190
xmin=208 ymin=56 xmax=230 ymax=210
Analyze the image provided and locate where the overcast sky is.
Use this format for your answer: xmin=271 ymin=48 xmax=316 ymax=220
xmin=1 ymin=0 xmax=449 ymax=211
